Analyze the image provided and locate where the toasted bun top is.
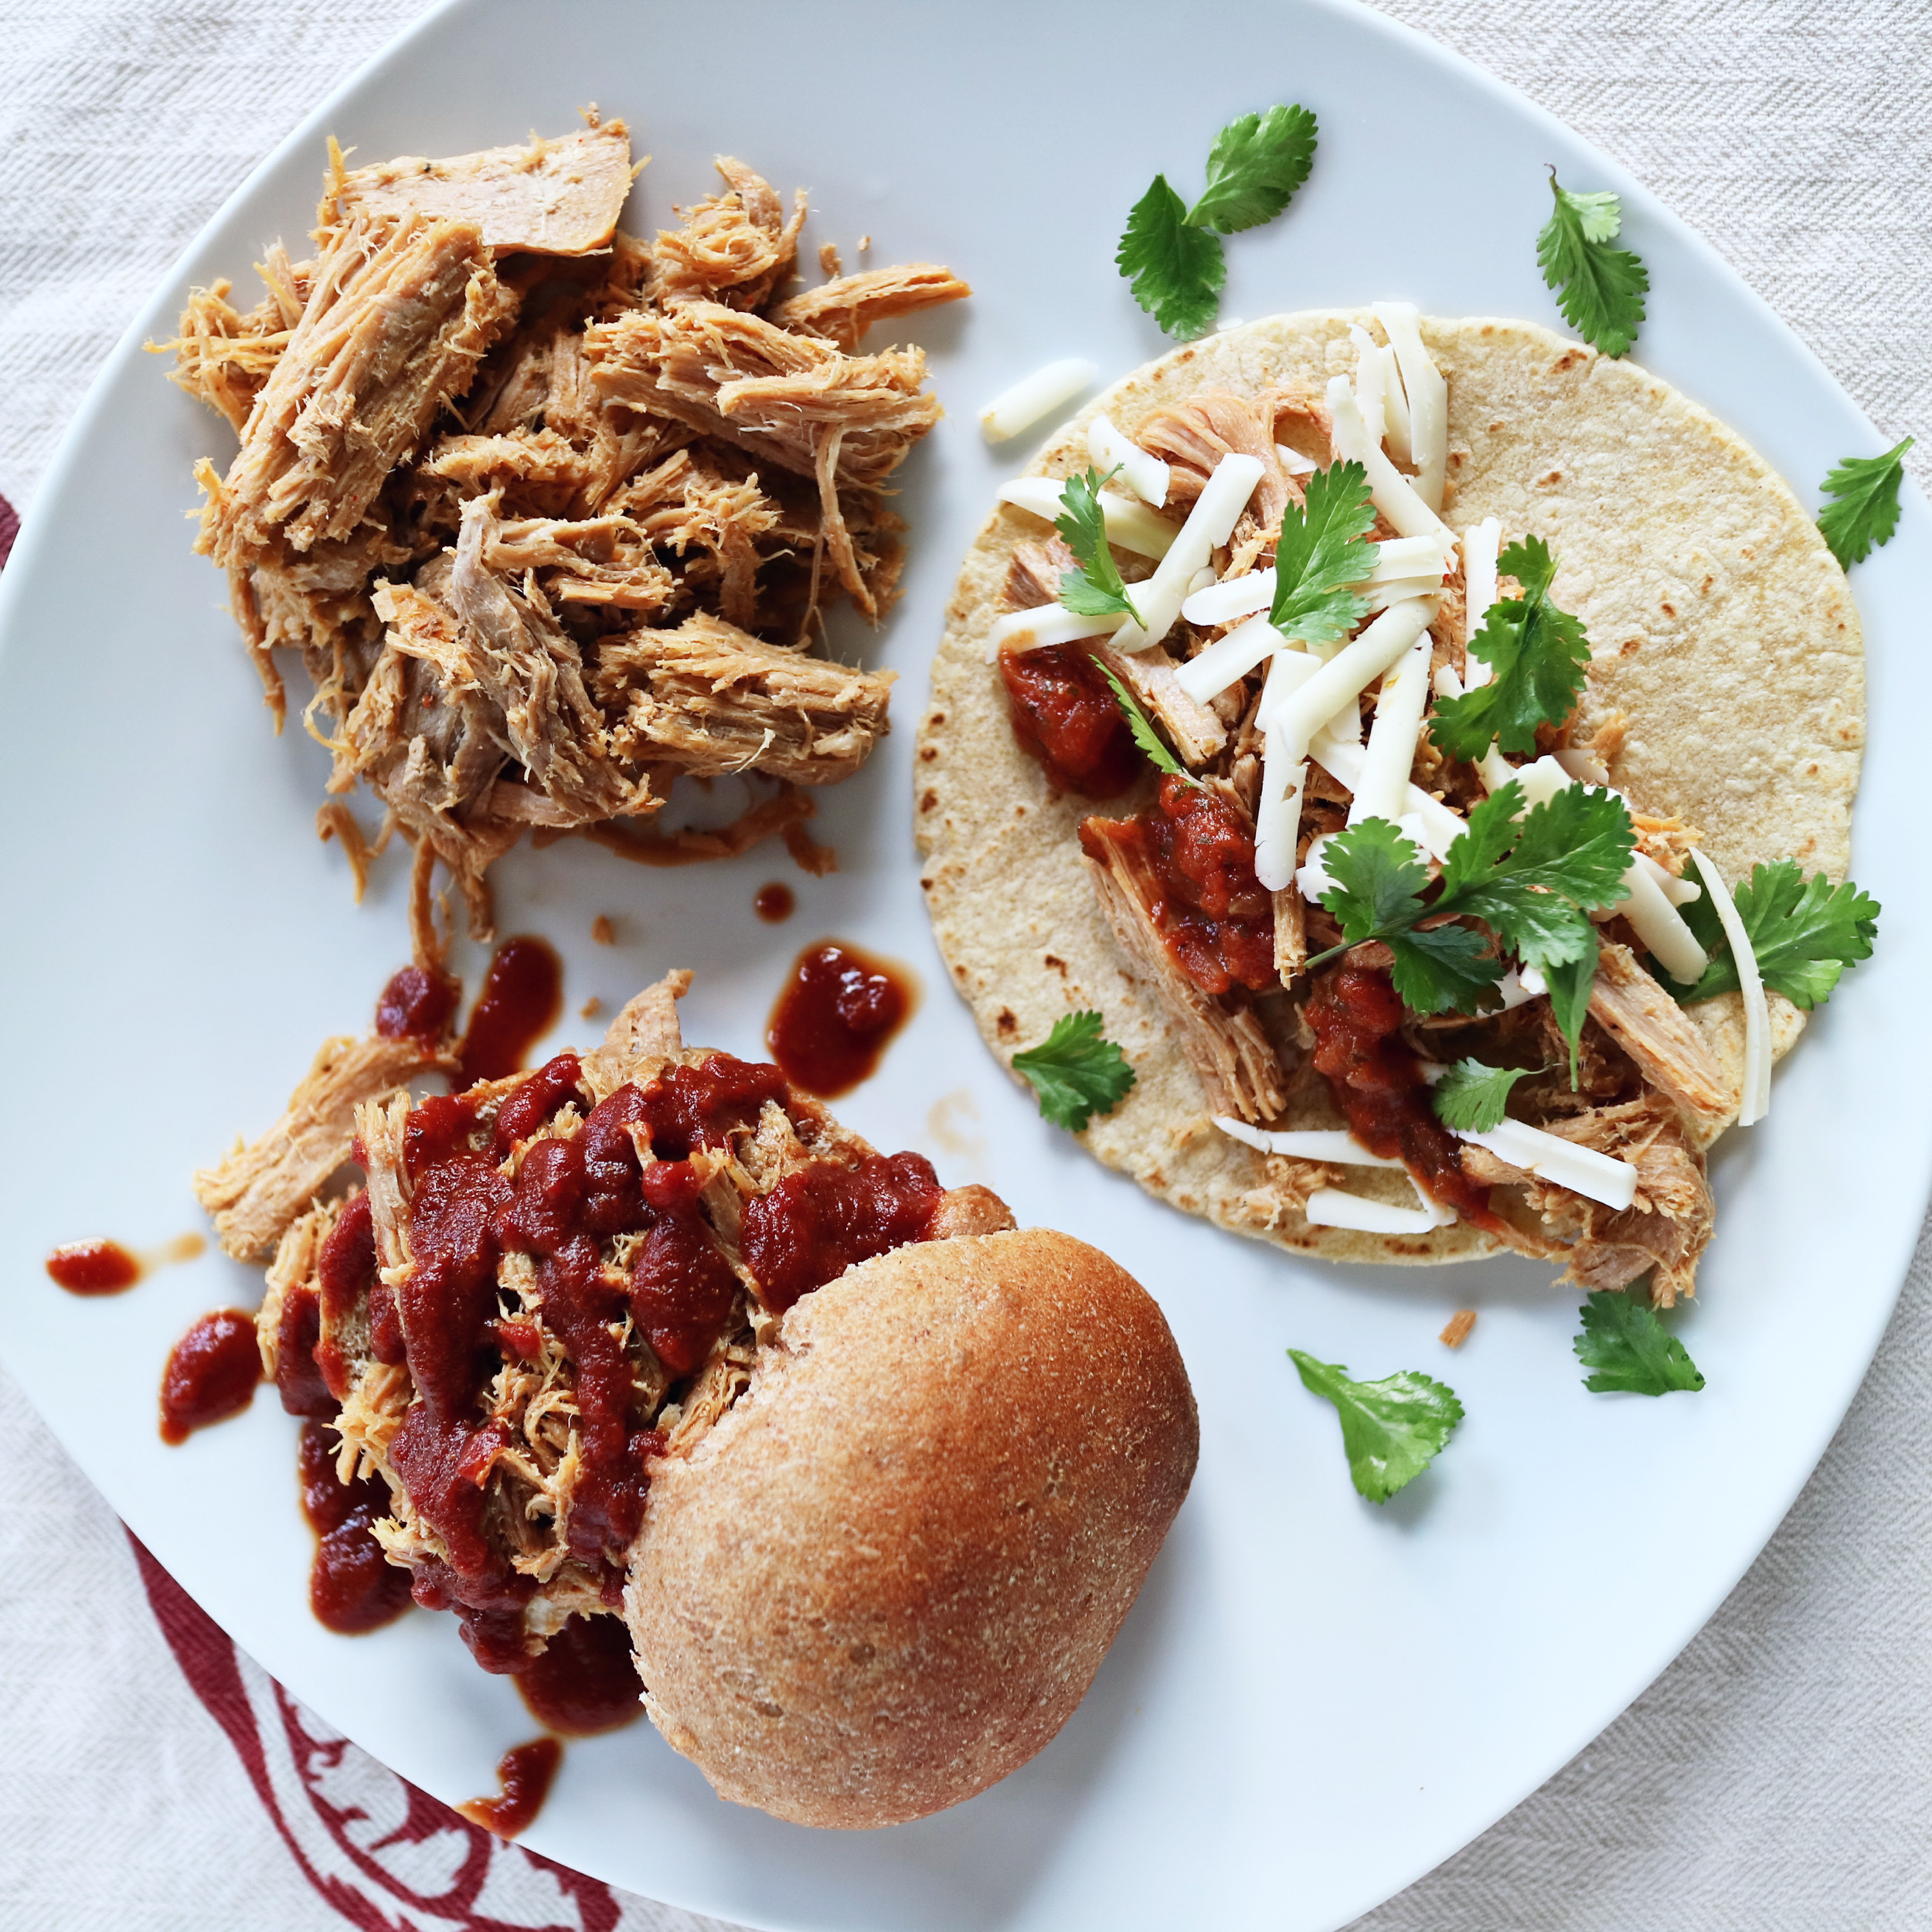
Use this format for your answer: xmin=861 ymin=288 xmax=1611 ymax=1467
xmin=623 ymin=1226 xmax=1198 ymax=1828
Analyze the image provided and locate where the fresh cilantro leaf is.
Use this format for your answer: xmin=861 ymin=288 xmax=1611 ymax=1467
xmin=1441 ymin=784 xmax=1634 ymax=970
xmin=1190 ymin=104 xmax=1318 ymax=234
xmin=1289 ymin=1349 xmax=1464 ymax=1503
xmin=1270 ymin=459 xmax=1376 ymax=648
xmin=1011 ymin=1010 xmax=1137 ymax=1132
xmin=1386 ymin=921 xmax=1505 ymax=1018
xmin=1308 ymin=787 xmax=1632 ymax=1030
xmin=1541 ymin=947 xmax=1598 ymax=1088
xmin=1536 ymin=171 xmax=1648 ymax=359
xmin=1316 ymin=818 xmax=1430 ymax=944
xmin=1097 ymin=663 xmax=1194 ymax=784
xmin=1118 ymin=107 xmax=1318 ymax=338
xmin=1818 ymin=437 xmax=1914 ymax=568
xmin=1117 ymin=175 xmax=1225 ymax=339
xmin=1573 ymin=1289 xmax=1706 ymax=1396
xmin=1054 ymin=466 xmax=1139 ymax=620
xmin=1673 ymin=858 xmax=1879 ymax=1009
xmin=1430 ymin=1059 xmax=1537 ymax=1133
xmin=1430 ymin=538 xmax=1592 ymax=760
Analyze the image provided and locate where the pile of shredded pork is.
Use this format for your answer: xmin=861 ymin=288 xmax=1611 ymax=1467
xmin=165 ymin=116 xmax=968 ymax=939
xmin=992 ymin=318 xmax=1728 ymax=1303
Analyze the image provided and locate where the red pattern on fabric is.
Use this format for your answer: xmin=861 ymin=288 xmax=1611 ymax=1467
xmin=0 ymin=492 xmax=19 ymax=571
xmin=128 ymin=1530 xmax=624 ymax=1932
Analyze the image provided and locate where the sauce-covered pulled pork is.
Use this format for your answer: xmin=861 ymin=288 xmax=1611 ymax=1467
xmin=253 ymin=971 xmax=1015 ymax=1677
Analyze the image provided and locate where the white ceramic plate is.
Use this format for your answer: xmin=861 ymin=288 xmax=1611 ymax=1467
xmin=2 ymin=2 xmax=1925 ymax=1927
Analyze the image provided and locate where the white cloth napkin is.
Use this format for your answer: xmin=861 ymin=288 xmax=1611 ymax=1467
xmin=1 ymin=2 xmax=1926 ymax=1927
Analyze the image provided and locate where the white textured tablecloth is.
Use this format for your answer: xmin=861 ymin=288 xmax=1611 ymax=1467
xmin=2 ymin=2 xmax=1927 ymax=1927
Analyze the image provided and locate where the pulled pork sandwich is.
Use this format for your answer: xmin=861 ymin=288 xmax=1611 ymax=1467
xmin=920 ymin=310 xmax=1873 ymax=1303
xmin=162 ymin=116 xmax=968 ymax=940
xmin=224 ymin=972 xmax=1195 ymax=1828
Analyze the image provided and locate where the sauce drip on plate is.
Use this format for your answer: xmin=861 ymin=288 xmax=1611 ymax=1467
xmin=459 ymin=938 xmax=563 ymax=1087
xmin=159 ymin=1310 xmax=263 ymax=1444
xmin=766 ymin=941 xmax=914 ymax=1097
xmin=754 ymin=881 xmax=795 ymax=923
xmin=46 ymin=1240 xmax=141 ymax=1294
xmin=457 ymin=1737 xmax=562 ymax=1838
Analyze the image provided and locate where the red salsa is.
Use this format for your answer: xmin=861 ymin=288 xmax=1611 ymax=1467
xmin=1080 ymin=774 xmax=1277 ymax=995
xmin=766 ymin=942 xmax=914 ymax=1097
xmin=458 ymin=937 xmax=563 ymax=1087
xmin=753 ymin=882 xmax=795 ymax=923
xmin=457 ymin=1736 xmax=562 ymax=1839
xmin=159 ymin=1310 xmax=263 ymax=1444
xmin=46 ymin=1239 xmax=141 ymax=1294
xmin=999 ymin=641 xmax=1142 ymax=798
xmin=1304 ymin=962 xmax=1499 ymax=1228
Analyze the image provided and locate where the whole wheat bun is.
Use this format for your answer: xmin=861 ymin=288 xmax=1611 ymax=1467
xmin=622 ymin=1227 xmax=1198 ymax=1828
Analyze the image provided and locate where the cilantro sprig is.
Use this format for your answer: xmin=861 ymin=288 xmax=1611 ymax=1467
xmin=1671 ymin=858 xmax=1879 ymax=1010
xmin=1053 ymin=465 xmax=1140 ymax=621
xmin=1289 ymin=1350 xmax=1464 ymax=1502
xmin=1270 ymin=459 xmax=1376 ymax=648
xmin=1429 ymin=1059 xmax=1539 ymax=1134
xmin=1817 ymin=437 xmax=1914 ymax=568
xmin=1011 ymin=1010 xmax=1137 ymax=1132
xmin=1430 ymin=536 xmax=1590 ymax=761
xmin=1117 ymin=105 xmax=1318 ymax=338
xmin=1536 ymin=170 xmax=1648 ymax=359
xmin=1097 ymin=663 xmax=1195 ymax=784
xmin=1573 ymin=1289 xmax=1706 ymax=1396
xmin=1311 ymin=784 xmax=1634 ymax=1077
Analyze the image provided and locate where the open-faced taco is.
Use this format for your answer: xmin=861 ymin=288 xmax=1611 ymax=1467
xmin=918 ymin=311 xmax=1871 ymax=1300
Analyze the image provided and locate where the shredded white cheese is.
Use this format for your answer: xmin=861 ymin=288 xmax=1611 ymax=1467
xmin=1275 ymin=440 xmax=1319 ymax=477
xmin=997 ymin=478 xmax=1176 ymax=560
xmin=1377 ymin=343 xmax=1413 ymax=465
xmin=1597 ymin=855 xmax=1709 ymax=986
xmin=979 ymin=359 xmax=1096 ymax=442
xmin=1179 ymin=536 xmax=1446 ymax=632
xmin=1349 ymin=638 xmax=1434 ymax=825
xmin=1691 ymin=849 xmax=1771 ymax=1125
xmin=1259 ymin=596 xmax=1437 ymax=757
xmin=1087 ymin=412 xmax=1170 ymax=508
xmin=1175 ymin=614 xmax=1284 ymax=706
xmin=1308 ymin=735 xmax=1468 ymax=862
xmin=985 ymin=602 xmax=1129 ymax=662
xmin=1456 ymin=1117 xmax=1640 ymax=1210
xmin=1109 ymin=452 xmax=1265 ymax=655
xmin=1372 ymin=302 xmax=1448 ymax=512
xmin=1212 ymin=1117 xmax=1406 ymax=1168
xmin=1182 ymin=569 xmax=1275 ymax=629
xmin=1326 ymin=377 xmax=1455 ymax=558
xmin=1253 ymin=649 xmax=1321 ymax=890
xmin=1461 ymin=517 xmax=1502 ymax=688
xmin=1305 ymin=1183 xmax=1458 ymax=1233
xmin=1349 ymin=324 xmax=1390 ymax=449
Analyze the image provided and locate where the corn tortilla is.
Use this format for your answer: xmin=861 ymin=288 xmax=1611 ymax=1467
xmin=916 ymin=312 xmax=1860 ymax=1264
